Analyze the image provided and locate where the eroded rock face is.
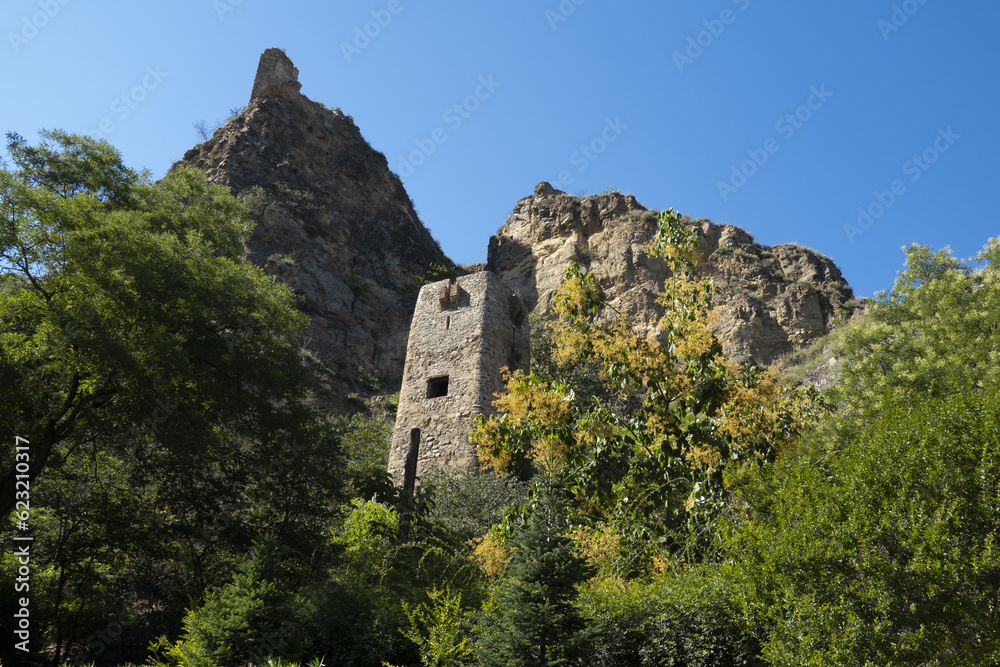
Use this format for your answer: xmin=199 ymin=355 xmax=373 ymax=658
xmin=172 ymin=49 xmax=858 ymax=414
xmin=488 ymin=183 xmax=857 ymax=367
xmin=174 ymin=49 xmax=450 ymax=407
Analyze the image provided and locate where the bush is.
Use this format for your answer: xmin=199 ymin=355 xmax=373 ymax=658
xmin=580 ymin=567 xmax=763 ymax=667
xmin=729 ymin=390 xmax=1000 ymax=666
xmin=422 ymin=470 xmax=529 ymax=542
xmin=161 ymin=542 xmax=306 ymax=667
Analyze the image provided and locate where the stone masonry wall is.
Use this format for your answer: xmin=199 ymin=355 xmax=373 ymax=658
xmin=250 ymin=48 xmax=302 ymax=102
xmin=388 ymin=272 xmax=528 ymax=487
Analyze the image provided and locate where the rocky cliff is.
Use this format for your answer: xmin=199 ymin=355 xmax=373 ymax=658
xmin=174 ymin=49 xmax=856 ymax=408
xmin=487 ymin=182 xmax=858 ymax=367
xmin=173 ymin=49 xmax=451 ymax=406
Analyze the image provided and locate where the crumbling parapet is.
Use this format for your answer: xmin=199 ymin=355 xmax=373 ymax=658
xmin=250 ymin=48 xmax=302 ymax=102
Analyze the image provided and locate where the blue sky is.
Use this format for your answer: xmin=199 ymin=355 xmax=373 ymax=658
xmin=3 ymin=0 xmax=997 ymax=297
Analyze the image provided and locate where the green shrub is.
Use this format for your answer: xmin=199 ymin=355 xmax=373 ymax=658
xmin=729 ymin=390 xmax=1000 ymax=666
xmin=580 ymin=566 xmax=763 ymax=667
xmin=344 ymin=268 xmax=372 ymax=296
xmin=422 ymin=470 xmax=529 ymax=542
xmin=162 ymin=542 xmax=306 ymax=667
xmin=388 ymin=587 xmax=475 ymax=667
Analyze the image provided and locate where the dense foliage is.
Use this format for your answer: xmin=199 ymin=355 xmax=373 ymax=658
xmin=4 ymin=130 xmax=999 ymax=667
xmin=472 ymin=210 xmax=816 ymax=563
xmin=476 ymin=482 xmax=593 ymax=667
xmin=728 ymin=240 xmax=1000 ymax=666
xmin=0 ymin=131 xmax=344 ymax=665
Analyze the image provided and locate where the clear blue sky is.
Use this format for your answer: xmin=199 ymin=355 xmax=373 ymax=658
xmin=3 ymin=0 xmax=998 ymax=297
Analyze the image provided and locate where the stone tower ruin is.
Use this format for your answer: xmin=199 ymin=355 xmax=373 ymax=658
xmin=388 ymin=271 xmax=529 ymax=493
xmin=250 ymin=48 xmax=301 ymax=102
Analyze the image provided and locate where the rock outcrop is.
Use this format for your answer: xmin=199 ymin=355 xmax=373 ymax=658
xmin=172 ymin=49 xmax=858 ymax=410
xmin=488 ymin=183 xmax=857 ymax=367
xmin=174 ymin=48 xmax=451 ymax=407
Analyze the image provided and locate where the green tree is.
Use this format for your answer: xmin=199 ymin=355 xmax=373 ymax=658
xmin=0 ymin=130 xmax=343 ymax=663
xmin=472 ymin=210 xmax=816 ymax=562
xmin=159 ymin=541 xmax=307 ymax=667
xmin=339 ymin=412 xmax=394 ymax=497
xmin=0 ymin=129 xmax=312 ymax=514
xmin=826 ymin=240 xmax=1000 ymax=439
xmin=730 ymin=391 xmax=1000 ymax=666
xmin=477 ymin=482 xmax=594 ymax=667
xmin=728 ymin=239 xmax=1000 ymax=666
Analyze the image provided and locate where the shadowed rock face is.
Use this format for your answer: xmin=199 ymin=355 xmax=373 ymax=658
xmin=174 ymin=49 xmax=450 ymax=408
xmin=172 ymin=49 xmax=857 ymax=412
xmin=488 ymin=182 xmax=857 ymax=367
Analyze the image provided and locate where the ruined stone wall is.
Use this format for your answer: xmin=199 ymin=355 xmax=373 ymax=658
xmin=388 ymin=272 xmax=529 ymax=487
xmin=250 ymin=47 xmax=301 ymax=102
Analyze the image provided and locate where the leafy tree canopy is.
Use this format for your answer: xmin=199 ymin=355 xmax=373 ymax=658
xmin=0 ymin=130 xmax=344 ymax=664
xmin=0 ymin=129 xmax=313 ymax=514
xmin=728 ymin=238 xmax=1000 ymax=666
xmin=471 ymin=210 xmax=818 ymax=562
xmin=833 ymin=240 xmax=1000 ymax=421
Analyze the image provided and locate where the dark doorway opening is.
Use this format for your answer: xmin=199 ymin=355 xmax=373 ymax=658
xmin=403 ymin=428 xmax=420 ymax=496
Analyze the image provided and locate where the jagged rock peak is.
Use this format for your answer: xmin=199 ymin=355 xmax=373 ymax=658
xmin=175 ymin=48 xmax=450 ymax=409
xmin=534 ymin=181 xmax=561 ymax=196
xmin=250 ymin=47 xmax=302 ymax=102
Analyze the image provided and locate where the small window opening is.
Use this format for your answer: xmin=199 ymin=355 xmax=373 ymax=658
xmin=427 ymin=376 xmax=449 ymax=398
xmin=446 ymin=315 xmax=451 ymax=330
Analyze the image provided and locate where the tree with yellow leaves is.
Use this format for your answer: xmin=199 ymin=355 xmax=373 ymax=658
xmin=472 ymin=209 xmax=816 ymax=562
